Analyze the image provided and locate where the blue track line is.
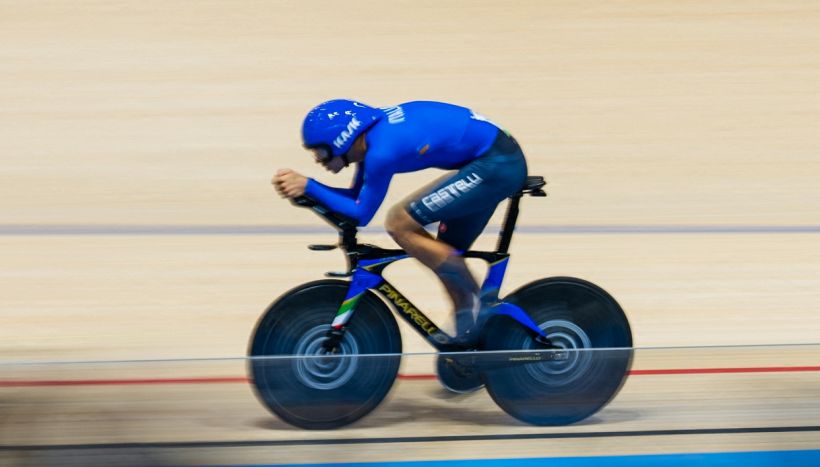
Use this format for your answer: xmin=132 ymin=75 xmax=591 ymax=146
xmin=1 ymin=224 xmax=819 ymax=236
xmin=226 ymin=450 xmax=820 ymax=467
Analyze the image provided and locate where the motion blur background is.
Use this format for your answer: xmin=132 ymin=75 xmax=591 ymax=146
xmin=1 ymin=0 xmax=819 ymax=465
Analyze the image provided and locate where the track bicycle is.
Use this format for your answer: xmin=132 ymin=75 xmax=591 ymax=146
xmin=249 ymin=176 xmax=633 ymax=429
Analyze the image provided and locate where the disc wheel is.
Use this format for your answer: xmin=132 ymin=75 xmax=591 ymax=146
xmin=481 ymin=277 xmax=633 ymax=426
xmin=249 ymin=280 xmax=401 ymax=429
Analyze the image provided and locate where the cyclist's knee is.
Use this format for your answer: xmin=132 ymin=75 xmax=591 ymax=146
xmin=384 ymin=204 xmax=414 ymax=242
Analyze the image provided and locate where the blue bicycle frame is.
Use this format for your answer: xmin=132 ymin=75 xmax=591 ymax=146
xmin=293 ymin=175 xmax=551 ymax=352
xmin=331 ymin=250 xmax=546 ymax=351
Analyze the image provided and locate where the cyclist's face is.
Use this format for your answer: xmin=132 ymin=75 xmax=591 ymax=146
xmin=308 ymin=147 xmax=344 ymax=173
xmin=323 ymin=156 xmax=346 ymax=173
xmin=309 ymin=146 xmax=331 ymax=164
xmin=347 ymin=134 xmax=367 ymax=162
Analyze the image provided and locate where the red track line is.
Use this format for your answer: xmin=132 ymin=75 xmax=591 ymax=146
xmin=629 ymin=366 xmax=820 ymax=376
xmin=1 ymin=366 xmax=818 ymax=388
xmin=397 ymin=373 xmax=437 ymax=380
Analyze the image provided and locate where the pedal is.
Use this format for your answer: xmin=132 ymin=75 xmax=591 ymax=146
xmin=437 ymin=354 xmax=484 ymax=394
xmin=444 ymin=356 xmax=474 ymax=378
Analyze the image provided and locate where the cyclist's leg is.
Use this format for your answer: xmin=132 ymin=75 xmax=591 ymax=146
xmin=384 ymin=173 xmax=460 ymax=270
xmin=384 ymin=175 xmax=478 ymax=296
xmin=436 ymin=207 xmax=497 ymax=252
xmin=385 ymin=169 xmax=509 ymax=336
xmin=435 ymin=207 xmax=498 ymax=334
xmin=385 ymin=192 xmax=485 ymax=336
xmin=386 ymin=131 xmax=527 ymax=338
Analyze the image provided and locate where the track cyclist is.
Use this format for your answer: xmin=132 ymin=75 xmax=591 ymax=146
xmin=273 ymin=100 xmax=527 ymax=346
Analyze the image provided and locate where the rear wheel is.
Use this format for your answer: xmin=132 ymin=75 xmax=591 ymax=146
xmin=481 ymin=277 xmax=633 ymax=425
xmin=249 ymin=280 xmax=401 ymax=429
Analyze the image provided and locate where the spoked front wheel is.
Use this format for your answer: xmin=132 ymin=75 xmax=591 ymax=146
xmin=248 ymin=280 xmax=401 ymax=429
xmin=481 ymin=277 xmax=633 ymax=426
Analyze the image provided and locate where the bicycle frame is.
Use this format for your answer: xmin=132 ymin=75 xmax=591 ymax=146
xmin=293 ymin=175 xmax=550 ymax=352
xmin=331 ymin=248 xmax=547 ymax=351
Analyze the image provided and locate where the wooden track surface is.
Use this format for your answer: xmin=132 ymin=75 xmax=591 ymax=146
xmin=1 ymin=0 xmax=819 ymax=464
xmin=1 ymin=347 xmax=819 ymax=465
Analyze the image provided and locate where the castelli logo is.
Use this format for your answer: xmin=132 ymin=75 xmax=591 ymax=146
xmin=332 ymin=117 xmax=361 ymax=149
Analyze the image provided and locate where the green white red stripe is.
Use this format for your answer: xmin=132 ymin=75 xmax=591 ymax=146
xmin=332 ymin=293 xmax=363 ymax=328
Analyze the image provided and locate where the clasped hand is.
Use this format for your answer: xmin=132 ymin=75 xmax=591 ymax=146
xmin=272 ymin=169 xmax=307 ymax=198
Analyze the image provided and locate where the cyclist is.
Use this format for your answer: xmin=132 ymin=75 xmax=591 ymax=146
xmin=273 ymin=99 xmax=527 ymax=345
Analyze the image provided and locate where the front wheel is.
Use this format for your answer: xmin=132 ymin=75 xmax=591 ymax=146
xmin=248 ymin=280 xmax=401 ymax=429
xmin=481 ymin=277 xmax=633 ymax=426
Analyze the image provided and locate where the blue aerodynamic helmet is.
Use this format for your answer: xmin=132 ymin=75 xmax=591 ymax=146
xmin=302 ymin=99 xmax=383 ymax=158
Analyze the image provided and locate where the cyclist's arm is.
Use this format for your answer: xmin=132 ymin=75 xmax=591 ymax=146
xmin=304 ymin=161 xmax=391 ymax=226
xmin=305 ymin=164 xmax=365 ymax=198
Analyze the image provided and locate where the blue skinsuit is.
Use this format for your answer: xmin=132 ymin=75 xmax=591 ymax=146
xmin=304 ymin=101 xmax=527 ymax=250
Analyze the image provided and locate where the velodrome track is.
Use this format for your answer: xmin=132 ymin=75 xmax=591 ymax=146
xmin=2 ymin=0 xmax=820 ymax=465
xmin=1 ymin=346 xmax=820 ymax=466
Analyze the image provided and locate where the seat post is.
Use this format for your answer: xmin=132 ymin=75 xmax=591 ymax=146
xmin=496 ymin=194 xmax=522 ymax=254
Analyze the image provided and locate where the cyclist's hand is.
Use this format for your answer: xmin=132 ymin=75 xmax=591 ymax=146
xmin=272 ymin=169 xmax=307 ymax=198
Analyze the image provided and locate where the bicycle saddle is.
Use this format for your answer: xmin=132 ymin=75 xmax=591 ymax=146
xmin=517 ymin=175 xmax=547 ymax=197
